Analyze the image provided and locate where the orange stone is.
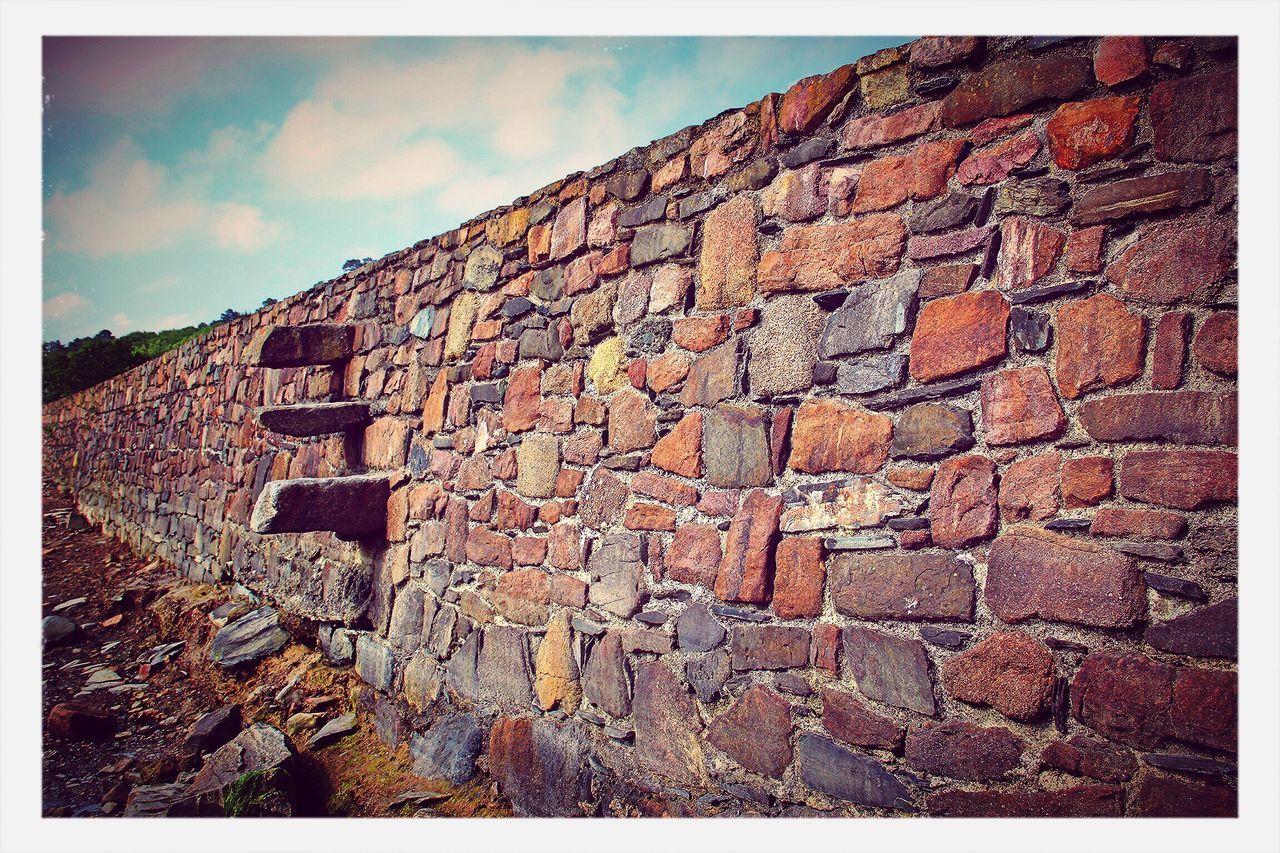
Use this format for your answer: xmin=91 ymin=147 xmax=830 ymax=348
xmin=909 ymin=291 xmax=1010 ymax=383
xmin=852 ymin=139 xmax=967 ymax=213
xmin=1055 ymin=294 xmax=1145 ymax=399
xmin=758 ymin=214 xmax=906 ymax=294
xmin=1045 ymin=97 xmax=1140 ymax=170
xmin=652 ymin=412 xmax=703 ymax=478
xmin=788 ymin=399 xmax=893 ymax=475
xmin=1061 ymin=457 xmax=1114 ymax=508
xmin=980 ymin=366 xmax=1067 ymax=446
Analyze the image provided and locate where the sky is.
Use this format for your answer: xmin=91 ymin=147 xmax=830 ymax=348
xmin=42 ymin=35 xmax=911 ymax=343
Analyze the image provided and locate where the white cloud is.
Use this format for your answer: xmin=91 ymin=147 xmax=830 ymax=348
xmin=46 ymin=138 xmax=282 ymax=259
xmin=43 ymin=292 xmax=88 ymax=319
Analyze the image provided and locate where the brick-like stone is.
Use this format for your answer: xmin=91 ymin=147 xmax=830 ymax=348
xmin=820 ymin=687 xmax=903 ymax=750
xmin=986 ymin=525 xmax=1145 ymax=628
xmin=1045 ymin=96 xmax=1139 ymax=169
xmin=634 ymin=661 xmax=707 ymax=785
xmin=1060 ymin=455 xmax=1113 ymax=508
xmin=1090 ymin=507 xmax=1187 ymax=540
xmin=852 ymin=140 xmax=966 ymax=213
xmin=680 ymin=341 xmax=738 ymax=408
xmin=927 ymin=785 xmax=1123 ymax=817
xmin=1094 ymin=36 xmax=1148 ymax=85
xmin=1079 ymin=391 xmax=1236 ymax=446
xmin=1151 ymin=310 xmax=1191 ymax=389
xmin=941 ymin=57 xmax=1092 ymax=127
xmin=998 ymin=451 xmax=1061 ymax=521
xmin=703 ymin=404 xmax=772 ymax=489
xmin=707 ymin=685 xmax=793 ymax=778
xmin=772 ymin=537 xmax=825 ymax=620
xmin=549 ymin=196 xmax=587 ymax=261
xmin=842 ymin=101 xmax=941 ymax=150
xmin=993 ymin=218 xmax=1065 ymax=290
xmin=515 ymin=433 xmax=560 ymax=499
xmin=908 ymin=291 xmax=1010 ymax=383
xmin=731 ymin=625 xmax=810 ymax=670
xmin=1104 ymin=220 xmax=1234 ymax=304
xmin=890 ymin=403 xmax=974 ymax=460
xmin=929 ymin=454 xmax=998 ymax=548
xmin=579 ymin=468 xmax=630 ymax=530
xmin=250 ymin=474 xmax=389 ymax=537
xmin=779 ymin=478 xmax=913 ymax=534
xmin=841 ymin=626 xmax=936 ymax=715
xmin=1040 ymin=735 xmax=1137 ymax=783
xmin=245 ymin=324 xmax=354 ymax=367
xmin=1145 ymin=598 xmax=1236 ymax=659
xmin=980 ymin=366 xmax=1066 ymax=445
xmin=715 ymin=490 xmax=782 ymax=604
xmin=778 ymin=63 xmax=855 ymax=134
xmin=831 ymin=552 xmax=974 ymax=622
xmin=666 ymin=523 xmax=722 ymax=589
xmin=820 ymin=268 xmax=920 ymax=358
xmin=494 ymin=568 xmax=550 ymax=626
xmin=1118 ymin=450 xmax=1237 ymax=510
xmin=788 ymin=399 xmax=892 ymax=475
xmin=758 ymin=215 xmax=907 ymax=294
xmin=587 ymin=531 xmax=645 ymax=618
xmin=697 ymin=194 xmax=758 ymax=309
xmin=957 ymin=129 xmax=1040 ymax=185
xmin=1055 ymin=294 xmax=1145 ymax=399
xmin=748 ymin=294 xmax=824 ymax=395
xmin=1150 ymin=70 xmax=1237 ymax=163
xmin=1071 ymin=170 xmax=1213 ymax=227
xmin=1130 ymin=773 xmax=1236 ymax=818
xmin=1193 ymin=312 xmax=1237 ymax=375
xmin=906 ymin=720 xmax=1023 ymax=781
xmin=1065 ymin=225 xmax=1106 ymax=274
xmin=943 ymin=631 xmax=1054 ymax=721
xmin=607 ymin=389 xmax=658 ymax=453
xmin=919 ymin=264 xmax=977 ymax=299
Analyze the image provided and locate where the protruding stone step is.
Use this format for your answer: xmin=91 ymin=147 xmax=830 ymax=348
xmin=250 ymin=474 xmax=388 ymax=537
xmin=245 ymin=324 xmax=355 ymax=367
xmin=255 ymin=402 xmax=371 ymax=437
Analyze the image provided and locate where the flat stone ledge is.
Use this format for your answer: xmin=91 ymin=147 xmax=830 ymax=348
xmin=245 ymin=324 xmax=356 ymax=367
xmin=250 ymin=474 xmax=389 ymax=537
xmin=255 ymin=402 xmax=372 ymax=437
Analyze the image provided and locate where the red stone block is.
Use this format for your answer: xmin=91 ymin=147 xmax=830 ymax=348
xmin=502 ymin=366 xmax=542 ymax=433
xmin=777 ymin=64 xmax=856 ymax=134
xmin=623 ymin=502 xmax=677 ymax=532
xmin=1046 ymin=97 xmax=1139 ymax=169
xmin=1094 ymin=36 xmax=1149 ymax=86
xmin=465 ymin=526 xmax=512 ymax=569
xmin=707 ymin=686 xmax=793 ymax=778
xmin=998 ymin=451 xmax=1061 ymax=521
xmin=1089 ymin=507 xmax=1187 ymax=540
xmin=1055 ymin=294 xmax=1145 ymax=399
xmin=715 ymin=490 xmax=783 ymax=604
xmin=1118 ymin=450 xmax=1237 ymax=510
xmin=852 ymin=139 xmax=967 ymax=213
xmin=630 ymin=470 xmax=698 ymax=507
xmin=1060 ymin=456 xmax=1113 ymax=508
xmin=812 ymin=623 xmax=840 ymax=675
xmin=930 ymin=454 xmax=998 ymax=548
xmin=1105 ymin=220 xmax=1234 ymax=304
xmin=842 ymin=101 xmax=942 ymax=150
xmin=919 ymin=263 xmax=977 ymax=299
xmin=820 ymin=687 xmax=903 ymax=750
xmin=956 ymin=129 xmax=1041 ymax=185
xmin=671 ymin=315 xmax=730 ymax=352
xmin=993 ymin=217 xmax=1065 ymax=289
xmin=1149 ymin=70 xmax=1237 ymax=163
xmin=1040 ymin=735 xmax=1137 ymax=783
xmin=980 ymin=366 xmax=1067 ymax=446
xmin=1151 ymin=311 xmax=1190 ymax=389
xmin=759 ymin=215 xmax=907 ymax=293
xmin=909 ymin=290 xmax=1009 ymax=382
xmin=1193 ymin=312 xmax=1237 ymax=375
xmin=1065 ymin=225 xmax=1106 ymax=274
xmin=943 ymin=631 xmax=1055 ymax=722
xmin=787 ymin=399 xmax=892 ymax=475
xmin=905 ymin=720 xmax=1024 ymax=781
xmin=651 ymin=412 xmax=702 ymax=479
xmin=772 ymin=537 xmax=825 ymax=620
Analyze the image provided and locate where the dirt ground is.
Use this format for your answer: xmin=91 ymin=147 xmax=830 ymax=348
xmin=40 ymin=481 xmax=509 ymax=818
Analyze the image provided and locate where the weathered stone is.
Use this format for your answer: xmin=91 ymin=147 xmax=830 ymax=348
xmin=758 ymin=215 xmax=907 ymax=294
xmin=957 ymin=129 xmax=1041 ymax=185
xmin=986 ymin=525 xmax=1145 ymax=628
xmin=842 ymin=626 xmax=936 ymax=715
xmin=703 ymin=404 xmax=771 ymax=489
xmin=410 ymin=712 xmax=482 ymax=785
xmin=998 ymin=451 xmax=1061 ymax=521
xmin=634 ymin=661 xmax=707 ymax=785
xmin=250 ymin=474 xmax=388 ymax=537
xmin=549 ymin=196 xmax=587 ymax=261
xmin=1118 ymin=450 xmax=1237 ymax=510
xmin=579 ymin=468 xmax=629 ymax=530
xmin=47 ymin=702 xmax=114 ymax=740
xmin=890 ymin=403 xmax=973 ymax=459
xmin=770 ymin=537 xmax=825 ymax=619
xmin=780 ymin=478 xmax=913 ymax=534
xmin=906 ymin=225 xmax=992 ymax=260
xmin=943 ymin=631 xmax=1054 ymax=722
xmin=834 ymin=355 xmax=907 ymax=395
xmin=256 ymin=402 xmax=370 ymax=437
xmin=176 ymin=723 xmax=295 ymax=816
xmin=476 ymin=625 xmax=534 ymax=711
xmin=908 ymin=291 xmax=1009 ymax=383
xmin=820 ymin=268 xmax=920 ymax=358
xmin=1193 ymin=312 xmax=1237 ymax=375
xmin=245 ymin=324 xmax=354 ymax=367
xmin=630 ymin=223 xmax=693 ymax=266
xmin=1079 ymin=391 xmax=1236 ymax=446
xmin=731 ymin=625 xmax=810 ymax=670
xmin=796 ymin=733 xmax=913 ymax=809
xmin=652 ymin=411 xmax=702 ymax=479
xmin=1010 ymin=306 xmax=1051 ymax=353
xmin=676 ymin=603 xmax=726 ymax=652
xmin=1040 ymin=735 xmax=1137 ymax=783
xmin=1104 ymin=220 xmax=1234 ymax=304
xmin=993 ymin=218 xmax=1065 ymax=290
xmin=184 ymin=704 xmax=242 ymax=756
xmin=581 ymin=631 xmax=631 ymax=718
xmin=680 ymin=341 xmax=739 ymax=408
xmin=820 ymin=686 xmax=903 ymax=750
xmin=1090 ymin=508 xmax=1187 ymax=541
xmin=831 ymin=552 xmax=974 ymax=622
xmin=606 ymin=389 xmax=658 ymax=454
xmin=1071 ymin=170 xmax=1213 ymax=226
xmin=941 ymin=57 xmax=1091 ymax=126
xmin=444 ymin=291 xmax=479 ymax=360
xmin=761 ymin=163 xmax=826 ymax=222
xmin=686 ymin=648 xmax=732 ymax=704
xmin=1094 ymin=36 xmax=1148 ymax=85
xmin=569 ymin=278 xmax=618 ymax=343
xmin=697 ymin=194 xmax=758 ymax=309
xmin=748 ymin=294 xmax=823 ymax=394
xmin=906 ymin=720 xmax=1023 ymax=781
xmin=1144 ymin=599 xmax=1236 ymax=659
xmin=994 ymin=177 xmax=1070 ymax=217
xmin=487 ymin=716 xmax=589 ymax=817
xmin=1055 ymin=294 xmax=1145 ymax=399
xmin=843 ymin=102 xmax=942 ymax=151
xmin=1130 ymin=773 xmax=1236 ymax=817
xmin=512 ymin=433 xmax=560 ymax=499
xmin=211 ymin=606 xmax=289 ymax=667
xmin=707 ymin=685 xmax=793 ymax=778
xmin=534 ymin=610 xmax=581 ymax=712
xmin=929 ymin=455 xmax=998 ymax=548
xmin=853 ymin=140 xmax=966 ymax=213
xmin=980 ymin=365 xmax=1066 ymax=445
xmin=666 ymin=523 xmax=723 ymax=589
xmin=909 ymin=192 xmax=979 ymax=234
xmin=588 ymin=531 xmax=645 ymax=618
xmin=1150 ymin=70 xmax=1237 ymax=163
xmin=715 ymin=490 xmax=782 ymax=603
xmin=778 ymin=63 xmax=855 ymax=133
xmin=1045 ymin=96 xmax=1140 ymax=169
xmin=788 ymin=399 xmax=892 ymax=474
xmin=354 ymin=632 xmax=395 ymax=692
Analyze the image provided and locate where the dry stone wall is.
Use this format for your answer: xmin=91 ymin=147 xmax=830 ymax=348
xmin=44 ymin=35 xmax=1240 ymax=817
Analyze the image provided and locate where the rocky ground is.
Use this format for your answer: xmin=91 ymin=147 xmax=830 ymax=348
xmin=40 ymin=481 xmax=509 ymax=818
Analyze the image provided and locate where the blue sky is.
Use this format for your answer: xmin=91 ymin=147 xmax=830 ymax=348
xmin=42 ymin=36 xmax=910 ymax=343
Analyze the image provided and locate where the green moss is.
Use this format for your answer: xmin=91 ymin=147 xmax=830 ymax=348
xmin=223 ymin=769 xmax=287 ymax=817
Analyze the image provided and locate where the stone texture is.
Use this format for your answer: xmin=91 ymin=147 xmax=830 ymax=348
xmin=534 ymin=610 xmax=581 ymax=712
xmin=1071 ymin=170 xmax=1213 ymax=227
xmin=1150 ymin=70 xmax=1237 ymax=163
xmin=1144 ymin=598 xmax=1237 ymax=659
xmin=666 ymin=523 xmax=722 ymax=588
xmin=703 ymin=404 xmax=772 ymax=489
xmin=998 ymin=451 xmax=1061 ymax=521
xmin=890 ymin=404 xmax=974 ymax=460
xmin=588 ymin=532 xmax=645 ymax=618
xmin=758 ymin=215 xmax=907 ymax=294
xmin=715 ymin=490 xmax=782 ymax=603
xmin=778 ymin=63 xmax=856 ymax=133
xmin=819 ymin=269 xmax=920 ymax=357
xmin=494 ymin=569 xmax=550 ymax=626
xmin=986 ymin=525 xmax=1145 ymax=628
xmin=788 ymin=399 xmax=892 ymax=474
xmin=697 ymin=194 xmax=759 ymax=309
xmin=748 ymin=294 xmax=824 ymax=394
xmin=250 ymin=475 xmax=388 ymax=537
xmin=410 ymin=713 xmax=482 ymax=785
xmin=1104 ymin=220 xmax=1234 ymax=304
xmin=634 ymin=661 xmax=707 ymax=785
xmin=771 ymin=537 xmax=825 ymax=619
xmin=607 ymin=389 xmax=658 ymax=453
xmin=731 ymin=625 xmax=810 ymax=670
xmin=652 ymin=412 xmax=703 ymax=479
xmin=630 ymin=223 xmax=693 ymax=266
xmin=831 ymin=552 xmax=974 ymax=622
xmin=993 ymin=218 xmax=1065 ymax=290
xmin=779 ymin=478 xmax=913 ymax=533
xmin=842 ymin=626 xmax=936 ymax=715
xmin=908 ymin=291 xmax=1009 ymax=383
xmin=906 ymin=720 xmax=1023 ymax=781
xmin=929 ymin=454 xmax=998 ymax=548
xmin=941 ymin=57 xmax=1092 ymax=127
xmin=1118 ymin=450 xmax=1237 ymax=510
xmin=1055 ymin=294 xmax=1145 ymax=399
xmin=582 ymin=631 xmax=631 ymax=718
xmin=515 ymin=433 xmax=560 ymax=498
xmin=820 ymin=687 xmax=903 ymax=750
xmin=707 ymin=685 xmax=793 ymax=778
xmin=943 ymin=631 xmax=1055 ymax=721
xmin=487 ymin=716 xmax=589 ymax=817
xmin=796 ymin=733 xmax=913 ymax=809
xmin=1193 ymin=312 xmax=1237 ymax=375
xmin=1079 ymin=391 xmax=1237 ymax=445
xmin=1045 ymin=96 xmax=1140 ymax=169
xmin=853 ymin=140 xmax=966 ymax=213
xmin=957 ymin=129 xmax=1041 ymax=185
xmin=1040 ymin=735 xmax=1137 ymax=783
xmin=1090 ymin=507 xmax=1187 ymax=540
xmin=927 ymin=785 xmax=1124 ymax=817
xmin=842 ymin=101 xmax=942 ymax=149
xmin=580 ymin=468 xmax=629 ymax=529
xmin=210 ymin=606 xmax=289 ymax=667
xmin=980 ymin=366 xmax=1066 ymax=445
xmin=676 ymin=603 xmax=726 ymax=652
xmin=255 ymin=402 xmax=370 ymax=437
xmin=245 ymin=324 xmax=354 ymax=367
xmin=680 ymin=341 xmax=739 ymax=408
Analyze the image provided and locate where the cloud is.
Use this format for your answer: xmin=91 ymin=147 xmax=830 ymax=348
xmin=46 ymin=138 xmax=281 ymax=258
xmin=43 ymin=292 xmax=88 ymax=320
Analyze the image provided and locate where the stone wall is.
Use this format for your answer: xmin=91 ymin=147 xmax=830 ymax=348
xmin=43 ymin=35 xmax=1239 ymax=817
